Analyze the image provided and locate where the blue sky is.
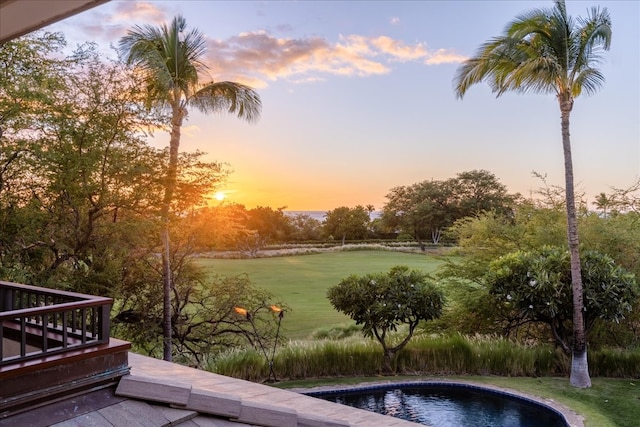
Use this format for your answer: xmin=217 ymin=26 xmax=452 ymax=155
xmin=54 ymin=0 xmax=640 ymax=210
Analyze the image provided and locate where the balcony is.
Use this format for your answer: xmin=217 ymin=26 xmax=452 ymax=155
xmin=0 ymin=280 xmax=130 ymax=418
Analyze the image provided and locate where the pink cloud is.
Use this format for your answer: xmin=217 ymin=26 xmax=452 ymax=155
xmin=68 ymin=4 xmax=465 ymax=88
xmin=370 ymin=36 xmax=428 ymax=61
xmin=201 ymin=31 xmax=463 ymax=87
xmin=424 ymin=49 xmax=468 ymax=65
xmin=113 ymin=1 xmax=167 ymax=23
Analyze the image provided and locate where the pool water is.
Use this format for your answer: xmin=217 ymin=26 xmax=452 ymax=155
xmin=309 ymin=383 xmax=568 ymax=427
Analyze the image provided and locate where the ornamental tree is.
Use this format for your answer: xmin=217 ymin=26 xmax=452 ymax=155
xmin=327 ymin=266 xmax=444 ymax=374
xmin=486 ymin=246 xmax=638 ymax=355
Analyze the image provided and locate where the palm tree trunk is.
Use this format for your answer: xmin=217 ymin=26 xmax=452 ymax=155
xmin=161 ymin=225 xmax=172 ymax=361
xmin=559 ymin=101 xmax=591 ymax=388
xmin=160 ymin=105 xmax=184 ymax=362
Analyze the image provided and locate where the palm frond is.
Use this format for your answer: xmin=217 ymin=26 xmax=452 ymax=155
xmin=453 ymin=0 xmax=611 ymax=103
xmin=572 ymin=7 xmax=612 ymax=76
xmin=454 ymin=37 xmax=511 ymax=98
xmin=572 ymin=68 xmax=605 ymax=97
xmin=190 ymin=81 xmax=262 ymax=123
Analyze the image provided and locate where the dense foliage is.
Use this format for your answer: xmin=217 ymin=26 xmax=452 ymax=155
xmin=327 ymin=266 xmax=444 ymax=374
xmin=438 ymin=195 xmax=640 ymax=351
xmin=0 ymin=32 xmax=277 ymax=362
xmin=485 ymin=247 xmax=637 ymax=354
xmin=380 ymin=170 xmax=516 ymax=247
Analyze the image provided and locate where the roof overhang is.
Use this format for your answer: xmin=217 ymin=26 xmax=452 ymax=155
xmin=0 ymin=0 xmax=110 ymax=44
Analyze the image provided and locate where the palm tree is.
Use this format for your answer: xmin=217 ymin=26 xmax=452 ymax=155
xmin=454 ymin=0 xmax=611 ymax=388
xmin=593 ymin=192 xmax=614 ymax=218
xmin=119 ymin=15 xmax=261 ymax=361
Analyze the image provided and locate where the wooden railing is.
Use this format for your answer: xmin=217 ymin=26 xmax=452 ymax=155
xmin=0 ymin=281 xmax=111 ymax=366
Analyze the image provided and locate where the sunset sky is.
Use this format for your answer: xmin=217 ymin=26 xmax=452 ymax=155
xmin=53 ymin=0 xmax=639 ymax=211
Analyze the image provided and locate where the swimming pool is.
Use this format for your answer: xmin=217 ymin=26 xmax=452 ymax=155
xmin=306 ymin=382 xmax=569 ymax=427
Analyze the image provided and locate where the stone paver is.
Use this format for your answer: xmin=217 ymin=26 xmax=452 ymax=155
xmin=50 ymin=412 xmax=113 ymax=427
xmin=127 ymin=352 xmax=420 ymax=427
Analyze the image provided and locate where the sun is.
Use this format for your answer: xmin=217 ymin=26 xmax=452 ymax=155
xmin=214 ymin=191 xmax=226 ymax=201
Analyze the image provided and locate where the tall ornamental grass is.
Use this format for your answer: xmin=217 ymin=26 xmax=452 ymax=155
xmin=209 ymin=334 xmax=638 ymax=382
xmin=588 ymin=348 xmax=640 ymax=377
xmin=274 ymin=339 xmax=381 ymax=378
xmin=397 ymin=334 xmax=566 ymax=376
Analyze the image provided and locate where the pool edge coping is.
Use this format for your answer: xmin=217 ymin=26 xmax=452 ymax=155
xmin=291 ymin=379 xmax=584 ymax=427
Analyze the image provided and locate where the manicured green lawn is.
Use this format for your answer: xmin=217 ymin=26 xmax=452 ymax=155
xmin=198 ymin=251 xmax=640 ymax=426
xmin=276 ymin=376 xmax=640 ymax=427
xmin=197 ymin=251 xmax=445 ymax=339
xmin=468 ymin=376 xmax=640 ymax=427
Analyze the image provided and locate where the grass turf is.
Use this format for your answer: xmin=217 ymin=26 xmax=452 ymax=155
xmin=197 ymin=251 xmax=445 ymax=339
xmin=198 ymin=250 xmax=639 ymax=426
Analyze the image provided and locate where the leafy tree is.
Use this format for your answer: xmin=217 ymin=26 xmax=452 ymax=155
xmin=0 ymin=32 xmax=72 ymax=217
xmin=114 ymin=266 xmax=284 ymax=367
xmin=119 ymin=15 xmax=262 ymax=361
xmin=323 ymin=205 xmax=370 ymax=243
xmin=580 ymin=211 xmax=640 ymax=279
xmin=456 ymin=170 xmax=515 ymax=217
xmin=0 ymin=32 xmax=69 ymax=138
xmin=454 ymin=0 xmax=612 ymax=387
xmin=382 ymin=170 xmax=514 ymax=246
xmin=245 ymin=206 xmax=292 ymax=242
xmin=448 ymin=201 xmax=566 ymax=264
xmin=381 ymin=181 xmax=456 ymax=247
xmin=188 ymin=204 xmax=250 ymax=251
xmin=0 ymin=41 xmax=164 ymax=294
xmin=170 ymin=151 xmax=229 ymax=215
xmin=287 ymin=213 xmax=322 ymax=241
xmin=327 ymin=266 xmax=444 ymax=374
xmin=485 ymin=247 xmax=638 ymax=354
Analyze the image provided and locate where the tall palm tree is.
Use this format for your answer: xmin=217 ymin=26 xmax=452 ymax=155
xmin=119 ymin=15 xmax=261 ymax=361
xmin=454 ymin=0 xmax=611 ymax=388
xmin=593 ymin=192 xmax=614 ymax=218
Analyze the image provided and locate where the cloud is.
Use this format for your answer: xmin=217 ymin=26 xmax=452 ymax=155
xmin=66 ymin=2 xmax=466 ymax=88
xmin=423 ymin=49 xmax=469 ymax=65
xmin=202 ymin=31 xmax=465 ymax=87
xmin=370 ymin=36 xmax=428 ymax=61
xmin=61 ymin=1 xmax=168 ymax=47
xmin=113 ymin=1 xmax=167 ymax=23
xmin=389 ymin=17 xmax=401 ymax=25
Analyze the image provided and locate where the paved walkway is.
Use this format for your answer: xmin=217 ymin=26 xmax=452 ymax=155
xmin=126 ymin=352 xmax=420 ymax=427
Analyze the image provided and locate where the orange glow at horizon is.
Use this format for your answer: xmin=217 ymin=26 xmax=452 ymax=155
xmin=216 ymin=176 xmax=387 ymax=212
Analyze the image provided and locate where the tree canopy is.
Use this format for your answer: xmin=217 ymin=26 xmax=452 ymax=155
xmin=381 ymin=170 xmax=515 ymax=246
xmin=327 ymin=265 xmax=444 ymax=374
xmin=323 ymin=205 xmax=371 ymax=243
xmin=485 ymin=247 xmax=638 ymax=354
